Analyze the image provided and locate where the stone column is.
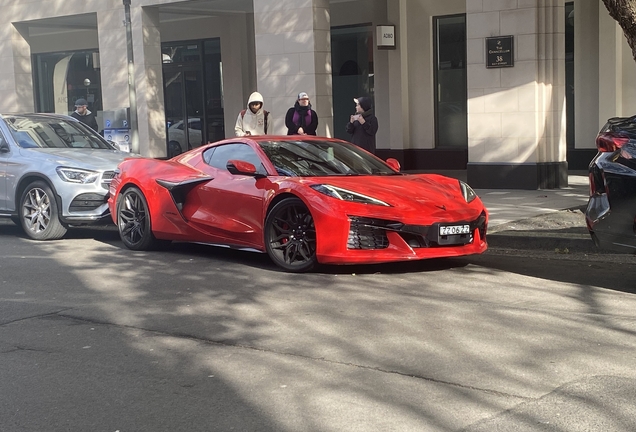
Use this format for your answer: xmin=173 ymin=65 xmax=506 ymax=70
xmin=385 ymin=0 xmax=409 ymax=151
xmin=97 ymin=8 xmax=130 ymax=110
xmin=130 ymin=6 xmax=165 ymax=157
xmin=253 ymin=0 xmax=332 ymax=136
xmin=466 ymin=0 xmax=566 ymax=189
xmin=0 ymin=25 xmax=33 ymax=112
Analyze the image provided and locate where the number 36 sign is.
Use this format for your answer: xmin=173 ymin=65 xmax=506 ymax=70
xmin=486 ymin=36 xmax=514 ymax=68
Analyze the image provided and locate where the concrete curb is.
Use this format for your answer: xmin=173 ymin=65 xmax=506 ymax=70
xmin=485 ymin=207 xmax=603 ymax=254
xmin=486 ymin=231 xmax=599 ymax=254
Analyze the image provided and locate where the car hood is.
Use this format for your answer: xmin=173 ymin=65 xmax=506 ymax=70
xmin=299 ymin=174 xmax=473 ymax=212
xmin=24 ymin=148 xmax=136 ymax=170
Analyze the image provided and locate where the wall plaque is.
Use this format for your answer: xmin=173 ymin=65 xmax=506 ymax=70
xmin=377 ymin=25 xmax=396 ymax=49
xmin=486 ymin=36 xmax=514 ymax=68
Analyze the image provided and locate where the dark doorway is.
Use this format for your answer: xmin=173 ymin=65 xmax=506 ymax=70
xmin=331 ymin=25 xmax=374 ymax=141
xmin=434 ymin=14 xmax=467 ymax=148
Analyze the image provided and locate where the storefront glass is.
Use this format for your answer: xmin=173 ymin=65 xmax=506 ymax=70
xmin=163 ymin=39 xmax=224 ymax=157
xmin=33 ymin=50 xmax=102 ymax=117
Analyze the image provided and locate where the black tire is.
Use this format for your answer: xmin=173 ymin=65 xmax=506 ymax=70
xmin=117 ymin=186 xmax=167 ymax=250
xmin=10 ymin=215 xmax=20 ymax=226
xmin=19 ymin=181 xmax=67 ymax=240
xmin=264 ymin=197 xmax=317 ymax=272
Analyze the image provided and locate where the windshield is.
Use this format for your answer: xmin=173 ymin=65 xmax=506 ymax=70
xmin=5 ymin=116 xmax=113 ymax=150
xmin=258 ymin=139 xmax=399 ymax=177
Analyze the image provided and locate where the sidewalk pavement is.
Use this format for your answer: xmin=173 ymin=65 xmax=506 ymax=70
xmin=476 ymin=173 xmax=589 ymax=228
xmin=423 ymin=171 xmax=597 ymax=254
xmin=476 ymin=173 xmax=597 ymax=253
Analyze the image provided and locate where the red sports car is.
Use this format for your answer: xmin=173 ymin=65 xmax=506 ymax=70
xmin=108 ymin=136 xmax=488 ymax=272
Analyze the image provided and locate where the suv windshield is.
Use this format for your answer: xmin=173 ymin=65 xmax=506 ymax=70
xmin=258 ymin=139 xmax=399 ymax=177
xmin=5 ymin=116 xmax=112 ymax=150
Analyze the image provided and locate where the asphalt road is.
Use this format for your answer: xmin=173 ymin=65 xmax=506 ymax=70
xmin=1 ymin=220 xmax=636 ymax=431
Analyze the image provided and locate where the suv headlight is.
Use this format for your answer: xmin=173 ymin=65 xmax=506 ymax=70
xmin=310 ymin=184 xmax=390 ymax=206
xmin=459 ymin=180 xmax=477 ymax=203
xmin=56 ymin=167 xmax=100 ymax=184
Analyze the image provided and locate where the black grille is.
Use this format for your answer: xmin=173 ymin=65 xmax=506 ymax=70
xmin=69 ymin=193 xmax=108 ymax=212
xmin=348 ymin=223 xmax=389 ymax=250
xmin=346 ymin=212 xmax=488 ymax=250
xmin=101 ymin=171 xmax=115 ymax=190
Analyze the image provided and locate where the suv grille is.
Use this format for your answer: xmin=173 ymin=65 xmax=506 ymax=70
xmin=101 ymin=171 xmax=115 ymax=190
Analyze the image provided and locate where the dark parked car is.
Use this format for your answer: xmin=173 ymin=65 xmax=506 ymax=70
xmin=586 ymin=116 xmax=636 ymax=252
xmin=0 ymin=113 xmax=134 ymax=240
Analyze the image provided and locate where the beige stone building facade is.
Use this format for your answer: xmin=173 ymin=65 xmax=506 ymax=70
xmin=1 ymin=0 xmax=634 ymax=188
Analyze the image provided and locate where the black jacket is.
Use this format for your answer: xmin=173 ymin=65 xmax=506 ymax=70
xmin=285 ymin=103 xmax=318 ymax=135
xmin=345 ymin=110 xmax=378 ymax=153
xmin=71 ymin=111 xmax=99 ymax=132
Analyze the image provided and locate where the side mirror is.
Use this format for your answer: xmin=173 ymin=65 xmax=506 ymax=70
xmin=0 ymin=137 xmax=9 ymax=154
xmin=108 ymin=140 xmax=121 ymax=151
xmin=226 ymin=159 xmax=265 ymax=178
xmin=386 ymin=158 xmax=401 ymax=172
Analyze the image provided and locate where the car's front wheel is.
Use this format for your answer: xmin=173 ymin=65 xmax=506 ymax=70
xmin=264 ymin=197 xmax=317 ymax=272
xmin=19 ymin=181 xmax=67 ymax=240
xmin=117 ymin=186 xmax=167 ymax=250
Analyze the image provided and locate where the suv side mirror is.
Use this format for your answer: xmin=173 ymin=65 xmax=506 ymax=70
xmin=0 ymin=137 xmax=9 ymax=153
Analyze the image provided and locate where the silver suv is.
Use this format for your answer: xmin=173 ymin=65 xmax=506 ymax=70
xmin=0 ymin=113 xmax=134 ymax=240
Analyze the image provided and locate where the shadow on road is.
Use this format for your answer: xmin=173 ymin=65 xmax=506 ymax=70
xmin=464 ymin=251 xmax=636 ymax=294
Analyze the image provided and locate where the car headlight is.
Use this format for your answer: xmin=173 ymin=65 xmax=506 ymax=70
xmin=310 ymin=184 xmax=390 ymax=206
xmin=56 ymin=167 xmax=100 ymax=184
xmin=459 ymin=180 xmax=477 ymax=203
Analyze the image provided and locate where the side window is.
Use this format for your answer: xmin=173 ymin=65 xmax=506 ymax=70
xmin=207 ymin=143 xmax=266 ymax=174
xmin=203 ymin=147 xmax=216 ymax=165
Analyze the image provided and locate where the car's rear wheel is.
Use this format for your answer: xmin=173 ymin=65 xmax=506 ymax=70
xmin=117 ymin=186 xmax=167 ymax=250
xmin=264 ymin=197 xmax=317 ymax=272
xmin=19 ymin=181 xmax=67 ymax=240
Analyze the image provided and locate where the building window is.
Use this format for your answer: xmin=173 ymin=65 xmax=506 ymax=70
xmin=33 ymin=50 xmax=102 ymax=116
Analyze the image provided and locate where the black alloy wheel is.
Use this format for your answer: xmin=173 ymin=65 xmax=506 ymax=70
xmin=117 ymin=186 xmax=166 ymax=250
xmin=265 ymin=197 xmax=317 ymax=272
xmin=20 ymin=181 xmax=67 ymax=240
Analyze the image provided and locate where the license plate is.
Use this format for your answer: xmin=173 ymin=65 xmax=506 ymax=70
xmin=439 ymin=224 xmax=470 ymax=236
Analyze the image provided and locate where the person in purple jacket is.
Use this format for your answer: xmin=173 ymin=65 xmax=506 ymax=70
xmin=285 ymin=92 xmax=318 ymax=135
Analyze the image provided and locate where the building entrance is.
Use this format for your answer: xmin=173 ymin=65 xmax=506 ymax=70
xmin=162 ymin=39 xmax=224 ymax=157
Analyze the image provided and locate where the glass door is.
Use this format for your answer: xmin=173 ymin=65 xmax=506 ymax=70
xmin=434 ymin=15 xmax=467 ymax=148
xmin=163 ymin=66 xmax=204 ymax=157
xmin=331 ymin=25 xmax=374 ymax=141
xmin=162 ymin=39 xmax=223 ymax=157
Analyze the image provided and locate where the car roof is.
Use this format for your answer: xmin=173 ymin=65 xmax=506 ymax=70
xmin=0 ymin=113 xmax=78 ymax=121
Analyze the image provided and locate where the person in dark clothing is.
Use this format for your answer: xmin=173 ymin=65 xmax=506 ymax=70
xmin=346 ymin=96 xmax=378 ymax=153
xmin=285 ymin=92 xmax=318 ymax=135
xmin=70 ymin=98 xmax=99 ymax=132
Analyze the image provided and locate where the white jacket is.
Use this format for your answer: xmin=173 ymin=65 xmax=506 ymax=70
xmin=235 ymin=92 xmax=271 ymax=136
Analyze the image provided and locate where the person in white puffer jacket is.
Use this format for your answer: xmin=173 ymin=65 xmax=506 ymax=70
xmin=235 ymin=91 xmax=271 ymax=136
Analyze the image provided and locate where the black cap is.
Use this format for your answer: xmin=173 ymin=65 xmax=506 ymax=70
xmin=75 ymin=98 xmax=88 ymax=107
xmin=354 ymin=97 xmax=372 ymax=112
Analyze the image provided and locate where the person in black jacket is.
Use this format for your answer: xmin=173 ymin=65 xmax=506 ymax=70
xmin=70 ymin=98 xmax=99 ymax=132
xmin=346 ymin=96 xmax=378 ymax=153
xmin=285 ymin=92 xmax=318 ymax=135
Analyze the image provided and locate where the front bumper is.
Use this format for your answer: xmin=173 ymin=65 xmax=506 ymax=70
xmin=316 ymin=211 xmax=488 ymax=265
